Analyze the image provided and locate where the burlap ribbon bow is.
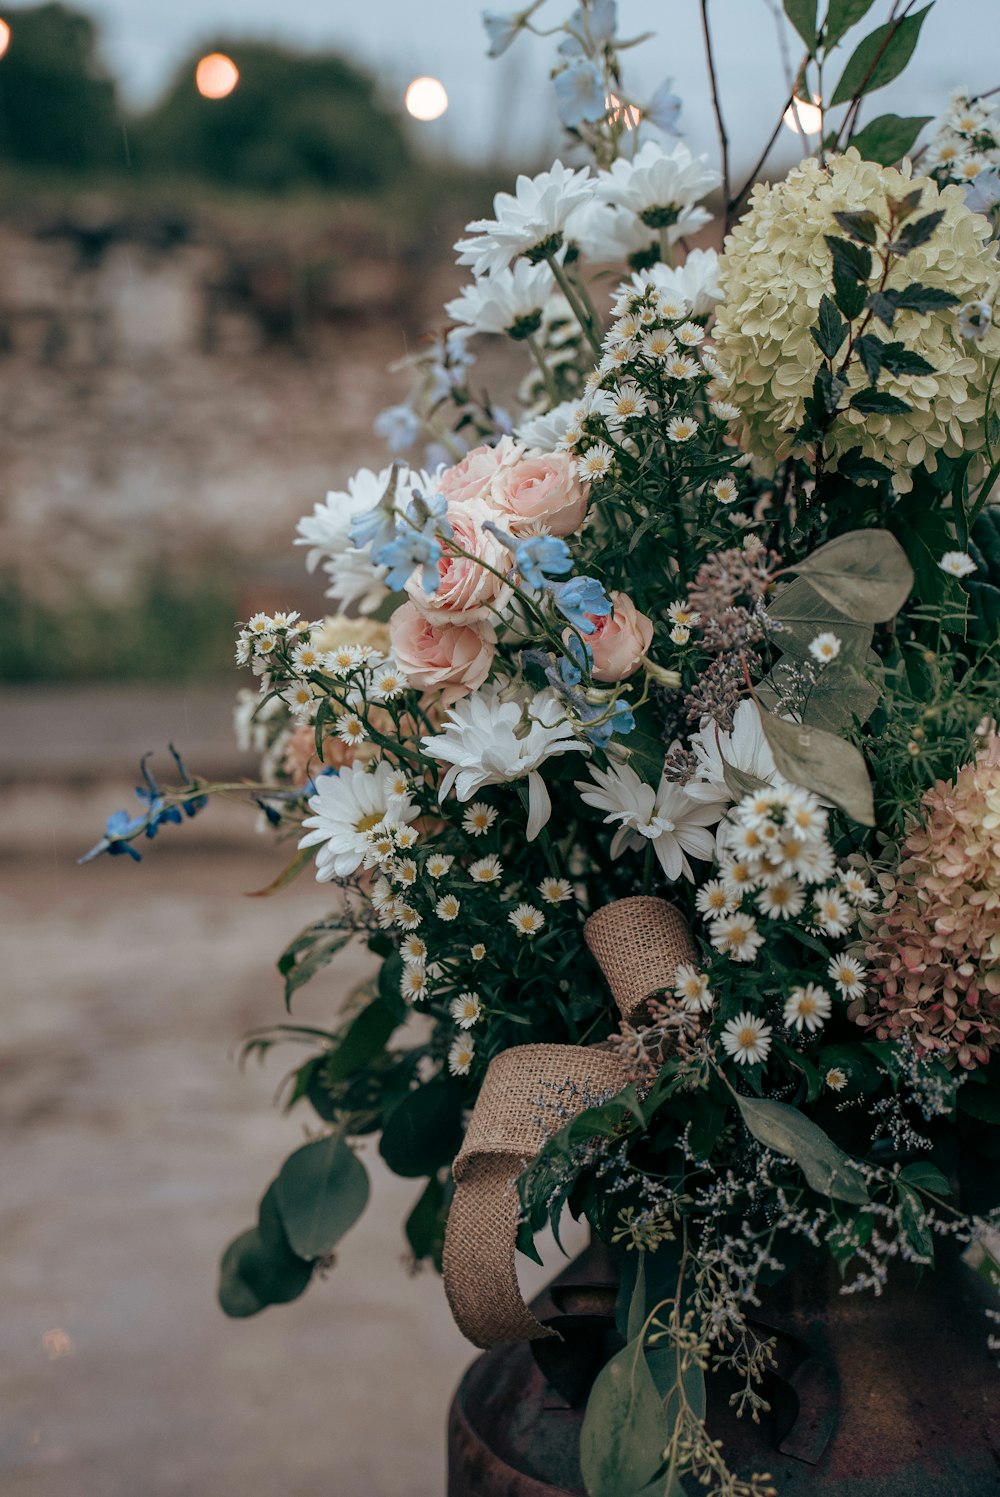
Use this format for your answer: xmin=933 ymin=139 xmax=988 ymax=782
xmin=442 ymin=896 xmax=697 ymax=1349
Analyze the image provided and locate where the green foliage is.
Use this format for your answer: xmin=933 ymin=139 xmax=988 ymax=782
xmin=823 ymin=0 xmax=878 ymax=50
xmin=829 ymin=5 xmax=933 ymax=107
xmin=277 ymin=922 xmax=354 ymax=1010
xmin=580 ymin=1322 xmax=672 ymax=1496
xmin=405 ymin=1175 xmax=449 ymax=1269
xmin=132 ymin=42 xmax=410 ymax=194
xmin=787 ymin=529 xmax=913 ymax=623
xmin=378 ymin=1078 xmax=466 ymax=1178
xmin=783 ymin=0 xmax=819 ymax=52
xmin=275 ymin=1135 xmax=370 ymax=1259
xmin=758 ymin=708 xmax=876 ymax=823
xmin=735 ymin=1095 xmax=870 ymax=1203
xmin=218 ymin=1183 xmax=314 ymax=1317
xmin=0 ymin=3 xmax=122 ymax=171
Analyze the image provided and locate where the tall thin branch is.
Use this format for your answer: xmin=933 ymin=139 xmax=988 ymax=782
xmin=699 ymin=0 xmax=732 ymax=234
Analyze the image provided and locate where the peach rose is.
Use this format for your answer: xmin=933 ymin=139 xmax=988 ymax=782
xmin=438 ymin=436 xmax=522 ymax=508
xmin=490 ymin=449 xmax=589 ymax=537
xmin=282 ymin=724 xmax=366 ymax=785
xmin=389 ymin=601 xmax=495 ymax=705
xmin=405 ymin=504 xmax=512 ymax=625
xmin=580 ymin=590 xmax=653 ymax=682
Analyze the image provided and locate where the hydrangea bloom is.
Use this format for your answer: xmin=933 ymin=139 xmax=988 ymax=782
xmin=712 ymin=152 xmax=1000 ymax=487
xmin=855 ymin=733 xmax=1000 ymax=1069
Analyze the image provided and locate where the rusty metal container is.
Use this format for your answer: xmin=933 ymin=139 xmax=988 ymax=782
xmin=447 ymin=1241 xmax=1000 ymax=1496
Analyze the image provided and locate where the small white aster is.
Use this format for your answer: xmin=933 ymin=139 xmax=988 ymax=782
xmin=396 ymin=904 xmax=422 ymax=931
xmin=435 ymin=893 xmax=461 ymax=921
xmin=539 ymin=877 xmax=573 ymax=904
xmin=470 ymin=942 xmax=487 ymax=961
xmin=426 ymin=854 xmax=455 ymax=880
xmin=755 ymin=878 xmax=805 ymax=920
xmin=667 ymin=601 xmax=700 ymax=628
xmin=664 ymin=353 xmax=699 ymax=380
xmin=392 ymin=858 xmax=418 ymax=887
xmin=336 ymin=712 xmax=368 ymax=746
xmin=809 ymin=632 xmax=842 ymax=665
xmin=783 ymin=983 xmax=832 ymax=1033
xmin=710 ymin=401 xmax=740 ymax=421
xmin=469 ymin=854 xmax=503 ymax=884
xmin=448 ymin=1034 xmax=476 ymax=1076
xmin=666 ymin=414 xmax=699 ymax=443
xmin=401 ymin=967 xmax=428 ymax=1002
xmin=606 ymin=381 xmax=648 ymax=428
xmin=828 ymin=953 xmax=866 ymax=1000
xmin=825 ymin=1066 xmax=849 ymax=1092
xmin=675 ymin=320 xmax=705 ymax=347
xmin=401 ymin=934 xmax=427 ymax=965
xmin=576 ymin=443 xmax=615 ymax=482
xmin=694 ymin=879 xmax=733 ymax=918
xmin=291 ymin=641 xmax=323 ymax=672
xmin=395 ymin=825 xmax=419 ymax=850
xmin=838 ymin=869 xmax=876 ymax=906
xmin=710 ymin=913 xmax=764 ymax=963
xmin=371 ymin=664 xmax=409 ymax=700
xmin=450 ymin=991 xmax=483 ymax=1029
xmin=509 ymin=903 xmax=545 ymax=937
xmin=939 ymin=550 xmax=977 ymax=578
xmin=721 ymin=1012 xmax=772 ymax=1066
xmin=673 ymin=963 xmax=714 ymax=1012
xmin=669 ymin=623 xmax=690 ymax=644
xmin=813 ymin=888 xmax=853 ymax=938
xmin=463 ymin=802 xmax=498 ymax=837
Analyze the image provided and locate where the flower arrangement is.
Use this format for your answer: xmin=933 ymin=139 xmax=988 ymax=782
xmin=85 ymin=3 xmax=1000 ymax=1492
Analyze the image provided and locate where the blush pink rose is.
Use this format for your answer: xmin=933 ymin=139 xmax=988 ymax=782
xmin=490 ymin=450 xmax=589 ymax=537
xmin=437 ymin=436 xmax=522 ymax=508
xmin=405 ymin=504 xmax=512 ymax=625
xmin=580 ymin=590 xmax=654 ymax=682
xmin=389 ymin=601 xmax=495 ymax=705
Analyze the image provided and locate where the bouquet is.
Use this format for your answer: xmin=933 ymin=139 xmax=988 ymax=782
xmin=85 ymin=3 xmax=1000 ymax=1491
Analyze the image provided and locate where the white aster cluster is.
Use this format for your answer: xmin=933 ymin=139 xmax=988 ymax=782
xmin=925 ymin=89 xmax=1000 ymax=188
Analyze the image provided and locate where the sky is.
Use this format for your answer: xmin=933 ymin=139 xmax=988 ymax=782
xmin=16 ymin=0 xmax=998 ymax=171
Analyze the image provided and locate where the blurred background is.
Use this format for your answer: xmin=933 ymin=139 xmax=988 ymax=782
xmin=0 ymin=2 xmax=991 ymax=1493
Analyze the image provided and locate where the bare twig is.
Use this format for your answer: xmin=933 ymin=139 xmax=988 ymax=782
xmin=699 ymin=0 xmax=732 ymax=232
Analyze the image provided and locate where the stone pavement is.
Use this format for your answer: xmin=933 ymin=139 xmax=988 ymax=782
xmin=0 ymin=761 xmax=582 ymax=1497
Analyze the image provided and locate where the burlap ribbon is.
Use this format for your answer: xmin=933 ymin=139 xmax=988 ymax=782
xmin=442 ymin=896 xmax=697 ymax=1349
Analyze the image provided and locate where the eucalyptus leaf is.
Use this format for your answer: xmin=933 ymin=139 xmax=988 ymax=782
xmin=787 ymin=529 xmax=913 ymax=621
xmin=800 ymin=659 xmax=881 ymax=734
xmin=758 ymin=708 xmax=875 ymax=824
xmin=405 ymin=1175 xmax=448 ymax=1268
xmin=324 ymin=996 xmax=402 ymax=1084
xmin=275 ymin=1134 xmax=370 ymax=1259
xmin=580 ymin=1335 xmax=670 ymax=1497
xmin=783 ymin=0 xmax=818 ymax=51
xmin=830 ymin=6 xmax=932 ymax=107
xmin=217 ymin=1224 xmax=313 ymax=1318
xmin=379 ymin=1078 xmax=465 ymax=1177
xmin=767 ymin=576 xmax=872 ymax=664
xmin=736 ymin=1095 xmax=870 ymax=1204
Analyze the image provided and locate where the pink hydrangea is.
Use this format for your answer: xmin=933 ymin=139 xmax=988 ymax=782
xmin=853 ymin=732 xmax=1000 ymax=1069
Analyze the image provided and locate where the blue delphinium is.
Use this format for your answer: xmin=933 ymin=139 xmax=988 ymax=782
xmin=373 ymin=403 xmax=420 ymax=454
xmin=376 ymin=529 xmax=443 ymax=593
xmin=513 ymin=535 xmax=573 ymax=590
xmin=554 ymin=59 xmax=608 ymax=128
xmin=549 ymin=575 xmax=612 ymax=633
xmin=79 ymin=747 xmax=205 ymax=865
xmin=645 ymin=79 xmax=683 ymax=136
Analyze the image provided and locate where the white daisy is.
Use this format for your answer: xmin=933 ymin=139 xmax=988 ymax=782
xmin=687 ymin=702 xmax=779 ymax=806
xmin=454 ymin=161 xmax=594 ymax=277
xmin=470 ymin=943 xmax=487 ymax=961
xmin=828 ymin=953 xmax=866 ymax=1000
xmin=469 ymin=854 xmax=503 ymax=884
xmin=395 ymin=825 xmax=419 ymax=850
xmin=670 ymin=624 xmax=691 ymax=644
xmin=335 ymin=712 xmax=367 ymax=746
xmin=595 ymin=141 xmax=719 ymax=239
xmin=448 ymin=1034 xmax=476 ymax=1076
xmin=444 ymin=259 xmax=556 ymax=337
xmin=666 ymin=415 xmax=699 ymax=443
xmin=709 ymin=913 xmax=765 ymax=963
xmin=539 ymin=877 xmax=573 ymax=904
xmin=783 ymin=983 xmax=832 ymax=1033
xmin=463 ymin=802 xmax=498 ymax=837
xmin=710 ymin=402 xmax=740 ymax=422
xmin=605 ymin=381 xmax=648 ymax=428
xmin=721 ymin=1012 xmax=772 ymax=1066
xmin=396 ymin=904 xmax=422 ymax=931
xmin=435 ymin=894 xmax=461 ymax=921
xmin=627 ymin=248 xmax=722 ymax=317
xmin=426 ymin=854 xmax=455 ymax=879
xmin=675 ymin=320 xmax=705 ymax=347
xmin=838 ymin=869 xmax=876 ymax=906
xmin=673 ymin=963 xmax=714 ymax=1012
xmin=575 ymin=761 xmax=723 ymax=882
xmin=667 ymin=602 xmax=700 ymax=628
xmin=282 ymin=681 xmax=318 ymax=722
xmin=300 ymin=761 xmax=419 ymax=880
xmin=371 ymin=663 xmax=409 ymax=700
xmin=664 ymin=353 xmax=699 ymax=380
xmin=695 ymin=879 xmax=734 ymax=918
xmin=450 ymin=991 xmax=483 ymax=1028
xmin=401 ymin=934 xmax=427 ymax=965
xmin=577 ymin=442 xmax=616 ymax=481
xmin=813 ymin=888 xmax=853 ymax=938
xmin=642 ymin=327 xmax=676 ymax=360
xmin=825 ymin=1067 xmax=849 ymax=1092
xmin=291 ymin=640 xmax=324 ymax=672
xmin=401 ymin=967 xmax=428 ymax=1002
xmin=755 ymin=878 xmax=805 ymax=920
xmin=509 ymin=903 xmax=545 ymax=937
xmin=939 ymin=550 xmax=977 ymax=577
xmin=391 ymin=858 xmax=418 ymax=887
xmin=809 ymin=632 xmax=842 ymax=665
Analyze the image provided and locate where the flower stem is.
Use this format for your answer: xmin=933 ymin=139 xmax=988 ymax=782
xmin=526 ymin=332 xmax=559 ymax=404
xmin=545 ymin=253 xmax=603 ymax=358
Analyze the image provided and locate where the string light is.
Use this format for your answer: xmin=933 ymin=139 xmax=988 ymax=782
xmin=782 ymin=96 xmax=823 ymax=136
xmin=0 ymin=19 xmax=11 ymax=59
xmin=196 ymin=53 xmax=239 ymax=100
xmin=405 ymin=77 xmax=449 ymax=121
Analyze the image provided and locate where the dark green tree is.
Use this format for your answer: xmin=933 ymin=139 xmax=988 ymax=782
xmin=133 ymin=42 xmax=411 ymax=193
xmin=0 ymin=2 xmax=122 ymax=170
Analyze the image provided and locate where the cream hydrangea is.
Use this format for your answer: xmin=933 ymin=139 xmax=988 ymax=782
xmin=713 ymin=151 xmax=1000 ymax=489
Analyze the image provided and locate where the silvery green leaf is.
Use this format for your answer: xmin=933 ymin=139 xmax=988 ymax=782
xmin=758 ymin=709 xmax=875 ymax=824
xmin=767 ymin=576 xmax=872 ymax=664
xmin=736 ymin=1095 xmax=870 ymax=1204
xmin=787 ymin=529 xmax=913 ymax=622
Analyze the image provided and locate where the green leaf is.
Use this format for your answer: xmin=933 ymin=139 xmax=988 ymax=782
xmin=245 ymin=844 xmax=316 ymax=898
xmin=965 ymin=578 xmax=1000 ymax=647
xmin=832 ymin=209 xmax=880 ymax=245
xmin=849 ymin=112 xmax=931 ymax=164
xmin=824 ymin=233 xmax=873 ymax=285
xmin=836 ymin=447 xmax=893 ymax=484
xmin=890 ymin=488 xmax=968 ymax=609
xmin=833 ymin=269 xmax=867 ymax=321
xmin=405 ymin=1175 xmax=448 ymax=1268
xmin=892 ymin=210 xmax=945 ymax=254
xmin=958 ymin=1081 xmax=1000 ymax=1124
xmin=379 ymin=1078 xmax=466 ymax=1177
xmin=580 ymin=1335 xmax=669 ymax=1497
xmin=899 ymin=1160 xmax=952 ymax=1195
xmin=878 ymin=342 xmax=935 ymax=376
xmin=767 ymin=576 xmax=873 ymax=662
xmin=784 ymin=0 xmax=818 ymax=50
xmin=830 ymin=6 xmax=933 ymax=107
xmin=757 ymin=709 xmax=875 ymax=824
xmin=735 ymin=1095 xmax=870 ymax=1204
xmin=278 ymin=922 xmax=352 ymax=1010
xmin=893 ymin=283 xmax=960 ymax=313
xmin=823 ymin=0 xmax=877 ymax=49
xmin=812 ymin=294 xmax=849 ymax=358
xmin=849 ymin=388 xmax=912 ymax=416
xmin=897 ymin=1181 xmax=935 ymax=1263
xmin=217 ymin=1224 xmax=313 ymax=1318
xmin=856 ymin=333 xmax=885 ymax=383
xmin=325 ymin=996 xmax=402 ymax=1085
xmin=787 ymin=529 xmax=913 ymax=622
xmin=275 ymin=1134 xmax=370 ymax=1259
xmin=801 ymin=659 xmax=881 ymax=734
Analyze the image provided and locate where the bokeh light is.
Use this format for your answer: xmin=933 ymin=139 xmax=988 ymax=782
xmin=0 ymin=18 xmax=11 ymax=59
xmin=606 ymin=93 xmax=641 ymax=129
xmin=405 ymin=76 xmax=448 ymax=122
xmin=782 ymin=97 xmax=823 ymax=137
xmin=195 ymin=53 xmax=239 ymax=100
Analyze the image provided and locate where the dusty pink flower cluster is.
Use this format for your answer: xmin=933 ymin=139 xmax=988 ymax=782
xmin=854 ymin=733 xmax=1000 ymax=1069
